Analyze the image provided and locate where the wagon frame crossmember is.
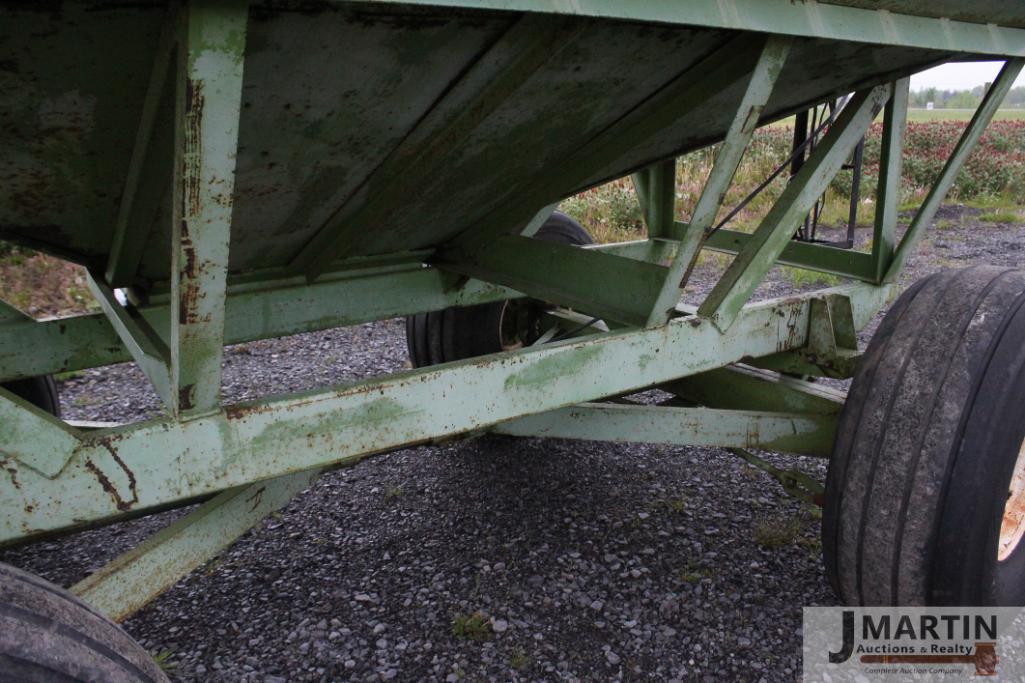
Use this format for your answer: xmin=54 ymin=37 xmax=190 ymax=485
xmin=1 ymin=0 xmax=1024 ymax=625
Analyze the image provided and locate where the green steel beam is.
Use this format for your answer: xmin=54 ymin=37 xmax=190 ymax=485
xmin=665 ymin=364 xmax=844 ymax=416
xmin=0 ymin=241 xmax=651 ymax=384
xmin=871 ymin=78 xmax=909 ymax=283
xmin=72 ymin=468 xmax=320 ymax=622
xmin=169 ymin=0 xmax=248 ymax=417
xmin=1 ymin=284 xmax=886 ymax=544
xmin=105 ymin=10 xmax=178 ymax=287
xmin=633 ymin=159 xmax=676 ymax=240
xmin=0 ymin=387 xmax=81 ymax=478
xmin=885 ymin=59 xmax=1025 ymax=283
xmin=698 ymin=85 xmax=890 ymax=330
xmin=493 ymin=402 xmax=836 ymax=457
xmin=649 ymin=35 xmax=792 ymax=327
xmin=455 ymin=33 xmax=766 ymax=249
xmin=701 ymin=228 xmax=877 ymax=282
xmin=292 ymin=14 xmax=584 ymax=280
xmin=438 ymin=234 xmax=668 ymax=326
xmin=357 ymin=0 xmax=1025 ymax=58
xmin=86 ymin=271 xmax=174 ymax=411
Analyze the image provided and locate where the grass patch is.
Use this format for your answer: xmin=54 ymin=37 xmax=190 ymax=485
xmin=152 ymin=649 xmax=177 ymax=673
xmin=979 ymin=211 xmax=1022 ymax=224
xmin=451 ymin=612 xmax=492 ymax=641
xmin=753 ymin=516 xmax=802 ymax=549
xmin=782 ymin=267 xmax=842 ymax=288
xmin=508 ymin=648 xmax=532 ymax=671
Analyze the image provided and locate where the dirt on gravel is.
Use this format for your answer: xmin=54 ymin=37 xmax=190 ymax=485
xmin=2 ymin=205 xmax=1023 ymax=682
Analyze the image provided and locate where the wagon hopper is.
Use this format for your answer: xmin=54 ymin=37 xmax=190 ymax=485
xmin=2 ymin=1 xmax=1025 ymax=677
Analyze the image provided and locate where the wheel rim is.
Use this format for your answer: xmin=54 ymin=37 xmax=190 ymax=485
xmin=998 ymin=440 xmax=1025 ymax=561
xmin=498 ymin=300 xmax=536 ymax=352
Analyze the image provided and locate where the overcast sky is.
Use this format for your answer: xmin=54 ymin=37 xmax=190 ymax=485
xmin=910 ymin=61 xmax=1025 ymax=91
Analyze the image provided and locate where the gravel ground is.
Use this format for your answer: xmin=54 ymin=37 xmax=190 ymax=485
xmin=3 ymin=205 xmax=1024 ymax=682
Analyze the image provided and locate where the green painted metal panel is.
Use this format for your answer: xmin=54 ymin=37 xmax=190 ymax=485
xmin=1 ymin=285 xmax=888 ymax=544
xmin=358 ymin=0 xmax=1025 ymax=53
xmin=0 ymin=2 xmax=974 ymax=286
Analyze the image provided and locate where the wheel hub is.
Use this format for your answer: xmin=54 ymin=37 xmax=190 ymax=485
xmin=998 ymin=440 xmax=1025 ymax=561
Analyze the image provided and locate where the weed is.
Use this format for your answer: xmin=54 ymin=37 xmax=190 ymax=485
xmin=152 ymin=649 xmax=177 ymax=672
xmin=508 ymin=647 xmax=532 ymax=671
xmin=451 ymin=612 xmax=492 ymax=641
xmin=384 ymin=485 xmax=404 ymax=500
xmin=54 ymin=370 xmax=86 ymax=382
xmin=753 ymin=516 xmax=802 ymax=549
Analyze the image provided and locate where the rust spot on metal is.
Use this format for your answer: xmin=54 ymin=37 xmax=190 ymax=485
xmin=2 ymin=459 xmax=20 ymax=490
xmin=224 ymin=402 xmax=271 ymax=420
xmin=183 ymin=78 xmax=204 ymax=218
xmin=84 ymin=458 xmax=131 ymax=512
xmin=102 ymin=443 xmax=138 ymax=506
xmin=177 ymin=231 xmax=201 ymax=324
xmin=246 ymin=486 xmax=266 ymax=513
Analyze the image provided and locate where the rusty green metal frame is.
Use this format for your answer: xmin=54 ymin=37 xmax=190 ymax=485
xmin=2 ymin=0 xmax=1023 ymax=624
xmin=648 ymin=35 xmax=793 ymax=326
xmin=169 ymin=0 xmax=248 ymax=418
xmin=698 ymin=84 xmax=891 ymax=331
xmin=1 ymin=280 xmax=892 ymax=550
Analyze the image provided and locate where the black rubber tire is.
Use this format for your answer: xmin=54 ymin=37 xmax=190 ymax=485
xmin=0 ymin=562 xmax=168 ymax=682
xmin=406 ymin=211 xmax=594 ymax=366
xmin=2 ymin=375 xmax=60 ymax=418
xmin=823 ymin=266 xmax=1025 ymax=606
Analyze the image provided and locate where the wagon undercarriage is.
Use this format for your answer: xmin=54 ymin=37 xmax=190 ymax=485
xmin=2 ymin=1 xmax=1025 ymax=673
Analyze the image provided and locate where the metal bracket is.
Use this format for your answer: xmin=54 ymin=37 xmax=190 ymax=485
xmin=0 ymin=388 xmax=81 ymax=478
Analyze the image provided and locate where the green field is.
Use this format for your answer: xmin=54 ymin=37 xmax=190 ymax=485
xmin=906 ymin=108 xmax=1025 ymax=122
xmin=770 ymin=108 xmax=1025 ymax=127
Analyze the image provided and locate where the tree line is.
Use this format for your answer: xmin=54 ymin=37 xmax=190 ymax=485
xmin=910 ymin=85 xmax=1025 ymax=109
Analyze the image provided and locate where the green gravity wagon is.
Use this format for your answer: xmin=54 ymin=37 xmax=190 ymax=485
xmin=2 ymin=1 xmax=1025 ymax=678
